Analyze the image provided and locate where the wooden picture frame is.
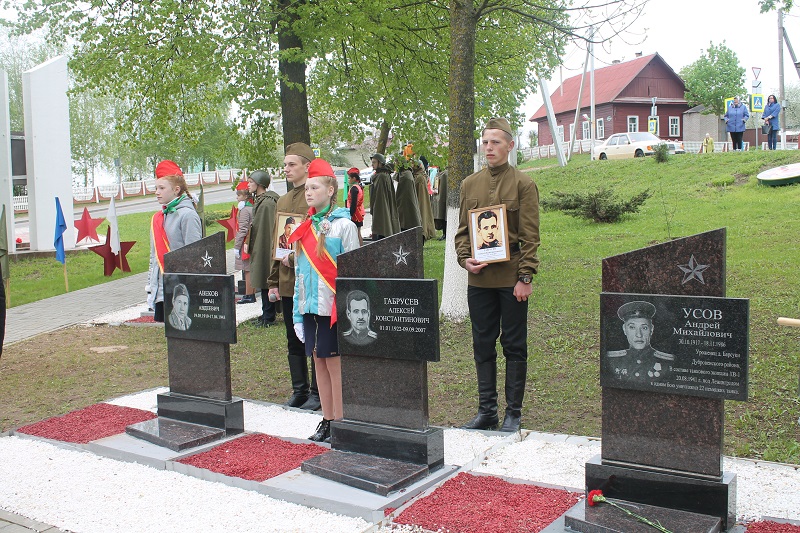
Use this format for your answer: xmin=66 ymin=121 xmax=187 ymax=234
xmin=273 ymin=212 xmax=303 ymax=260
xmin=468 ymin=204 xmax=510 ymax=264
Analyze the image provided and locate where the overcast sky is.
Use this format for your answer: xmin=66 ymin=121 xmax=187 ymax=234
xmin=518 ymin=1 xmax=800 ymax=141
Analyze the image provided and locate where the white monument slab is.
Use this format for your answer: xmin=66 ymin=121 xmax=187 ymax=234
xmin=22 ymin=55 xmax=74 ymax=252
xmin=0 ymin=71 xmax=14 ymax=254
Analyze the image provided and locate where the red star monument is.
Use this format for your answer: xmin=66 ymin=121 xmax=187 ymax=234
xmin=89 ymin=227 xmax=136 ymax=276
xmin=216 ymin=205 xmax=239 ymax=242
xmin=74 ymin=207 xmax=104 ymax=243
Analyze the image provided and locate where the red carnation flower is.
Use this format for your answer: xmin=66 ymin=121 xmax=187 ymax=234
xmin=15 ymin=237 xmax=22 ymax=243
xmin=587 ymin=489 xmax=604 ymax=507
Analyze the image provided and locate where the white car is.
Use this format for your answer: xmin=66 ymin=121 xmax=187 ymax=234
xmin=360 ymin=168 xmax=374 ymax=185
xmin=593 ymin=132 xmax=685 ymax=160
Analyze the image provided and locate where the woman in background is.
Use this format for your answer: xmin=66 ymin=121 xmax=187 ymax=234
xmin=763 ymin=94 xmax=781 ymax=151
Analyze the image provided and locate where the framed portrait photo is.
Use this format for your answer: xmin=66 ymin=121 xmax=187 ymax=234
xmin=273 ymin=212 xmax=304 ymax=260
xmin=468 ymin=204 xmax=510 ymax=263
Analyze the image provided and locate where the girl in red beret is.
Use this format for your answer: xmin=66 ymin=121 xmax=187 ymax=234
xmin=147 ymin=160 xmax=203 ymax=322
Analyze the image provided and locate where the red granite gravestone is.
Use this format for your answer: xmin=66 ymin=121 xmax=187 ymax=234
xmin=566 ymin=229 xmax=743 ymax=532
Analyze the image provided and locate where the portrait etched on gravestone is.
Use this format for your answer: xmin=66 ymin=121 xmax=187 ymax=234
xmin=163 ymin=273 xmax=237 ymax=344
xmin=341 ymin=289 xmax=377 ymax=346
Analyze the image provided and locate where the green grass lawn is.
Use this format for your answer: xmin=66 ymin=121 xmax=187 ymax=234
xmin=4 ymin=150 xmax=800 ymax=463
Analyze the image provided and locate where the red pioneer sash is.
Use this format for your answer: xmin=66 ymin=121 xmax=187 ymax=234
xmin=151 ymin=211 xmax=171 ymax=273
xmin=288 ymin=210 xmax=339 ymax=324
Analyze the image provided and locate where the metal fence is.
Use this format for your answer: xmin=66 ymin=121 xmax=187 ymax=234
xmin=12 ymin=169 xmax=243 ymax=213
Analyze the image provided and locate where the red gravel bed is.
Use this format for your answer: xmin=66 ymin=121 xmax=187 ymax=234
xmin=126 ymin=316 xmax=156 ymax=323
xmin=747 ymin=522 xmax=800 ymax=533
xmin=394 ymin=472 xmax=581 ymax=533
xmin=177 ymin=433 xmax=328 ymax=482
xmin=16 ymin=403 xmax=156 ymax=443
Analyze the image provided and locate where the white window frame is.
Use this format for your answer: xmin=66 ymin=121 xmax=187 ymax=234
xmin=569 ymin=123 xmax=575 ymax=142
xmin=596 ymin=118 xmax=605 ymax=139
xmin=582 ymin=121 xmax=590 ymax=140
xmin=557 ymin=124 xmax=565 ymax=142
xmin=627 ymin=116 xmax=639 ymax=133
xmin=669 ymin=116 xmax=680 ymax=137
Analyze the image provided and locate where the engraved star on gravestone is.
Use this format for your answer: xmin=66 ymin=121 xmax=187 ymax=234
xmin=678 ymin=254 xmax=709 ymax=284
xmin=392 ymin=245 xmax=410 ymax=265
xmin=202 ymin=251 xmax=213 ymax=268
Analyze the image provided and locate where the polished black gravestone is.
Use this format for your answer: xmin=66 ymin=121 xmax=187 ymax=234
xmin=127 ymin=233 xmax=243 ymax=451
xmin=301 ymin=228 xmax=444 ymax=494
xmin=570 ymin=229 xmax=741 ymax=532
xmin=565 ymin=498 xmax=722 ymax=533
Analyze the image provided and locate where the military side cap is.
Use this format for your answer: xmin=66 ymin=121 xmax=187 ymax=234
xmin=482 ymin=117 xmax=513 ymax=136
xmin=617 ymin=300 xmax=656 ymax=321
xmin=285 ymin=142 xmax=316 ymax=162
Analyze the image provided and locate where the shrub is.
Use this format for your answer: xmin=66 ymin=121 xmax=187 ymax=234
xmin=653 ymin=143 xmax=670 ymax=163
xmin=542 ymin=187 xmax=652 ymax=223
xmin=203 ymin=208 xmax=232 ymax=227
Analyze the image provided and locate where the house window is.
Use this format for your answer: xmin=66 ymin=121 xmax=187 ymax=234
xmin=582 ymin=121 xmax=590 ymax=139
xmin=669 ymin=116 xmax=680 ymax=137
xmin=596 ymin=118 xmax=605 ymax=139
xmin=569 ymin=123 xmax=575 ymax=141
xmin=627 ymin=116 xmax=639 ymax=132
xmin=557 ymin=124 xmax=564 ymax=142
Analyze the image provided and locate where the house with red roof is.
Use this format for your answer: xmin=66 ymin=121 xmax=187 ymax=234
xmin=529 ymin=53 xmax=690 ymax=146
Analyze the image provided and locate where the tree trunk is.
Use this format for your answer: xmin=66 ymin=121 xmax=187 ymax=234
xmin=278 ymin=0 xmax=311 ymax=191
xmin=376 ymin=120 xmax=391 ymax=154
xmin=440 ymin=0 xmax=477 ymax=321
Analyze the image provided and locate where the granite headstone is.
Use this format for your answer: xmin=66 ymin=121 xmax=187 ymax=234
xmin=127 ymin=233 xmax=244 ymax=451
xmin=569 ymin=229 xmax=741 ymax=532
xmin=301 ymin=228 xmax=445 ymax=495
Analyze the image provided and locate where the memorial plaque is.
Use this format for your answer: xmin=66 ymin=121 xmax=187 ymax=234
xmin=163 ymin=273 xmax=236 ymax=344
xmin=600 ymin=293 xmax=749 ymax=401
xmin=336 ymin=278 xmax=439 ymax=362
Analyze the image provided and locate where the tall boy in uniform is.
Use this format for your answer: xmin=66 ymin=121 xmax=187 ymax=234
xmin=267 ymin=142 xmax=320 ymax=410
xmin=455 ymin=117 xmax=541 ymax=432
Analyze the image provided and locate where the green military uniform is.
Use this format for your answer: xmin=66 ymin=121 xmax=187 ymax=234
xmin=413 ymin=164 xmax=436 ymax=240
xmin=395 ymin=168 xmax=421 ymax=231
xmin=369 ymin=165 xmax=400 ymax=238
xmin=455 ymin=117 xmax=541 ymax=434
xmin=247 ymin=190 xmax=279 ymax=289
xmin=455 ymin=161 xmax=541 ymax=287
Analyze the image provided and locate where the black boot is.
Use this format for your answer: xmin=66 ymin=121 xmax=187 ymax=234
xmin=309 ymin=419 xmax=331 ymax=442
xmin=285 ymin=355 xmax=310 ymax=407
xmin=300 ymin=357 xmax=321 ymax=410
xmin=500 ymin=361 xmax=527 ymax=432
xmin=461 ymin=361 xmax=499 ymax=430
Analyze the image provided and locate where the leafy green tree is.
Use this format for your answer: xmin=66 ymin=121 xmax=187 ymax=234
xmin=680 ymin=41 xmax=746 ymax=117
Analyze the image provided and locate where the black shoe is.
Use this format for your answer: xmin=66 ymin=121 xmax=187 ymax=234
xmin=500 ymin=413 xmax=521 ymax=432
xmin=461 ymin=413 xmax=499 ymax=430
xmin=285 ymin=392 xmax=309 ymax=408
xmin=299 ymin=394 xmax=321 ymax=411
xmin=237 ymin=294 xmax=256 ymax=304
xmin=438 ymin=235 xmax=446 ymax=241
xmin=309 ymin=419 xmax=331 ymax=442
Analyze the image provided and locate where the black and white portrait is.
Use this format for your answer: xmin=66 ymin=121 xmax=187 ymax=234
xmin=605 ymin=300 xmax=675 ymax=383
xmin=168 ymin=283 xmax=192 ymax=331
xmin=341 ymin=289 xmax=378 ymax=346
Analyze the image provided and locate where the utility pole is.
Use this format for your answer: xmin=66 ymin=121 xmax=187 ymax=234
xmin=779 ymin=9 xmax=786 ymax=149
xmin=589 ymin=26 xmax=596 ymax=160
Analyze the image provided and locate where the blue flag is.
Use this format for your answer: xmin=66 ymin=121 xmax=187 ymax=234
xmin=54 ymin=197 xmax=67 ymax=264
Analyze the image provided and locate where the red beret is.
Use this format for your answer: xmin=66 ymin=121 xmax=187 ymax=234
xmin=155 ymin=160 xmax=183 ymax=178
xmin=307 ymin=158 xmax=335 ymax=179
xmin=347 ymin=167 xmax=360 ymax=176
xmin=235 ymin=180 xmax=249 ymax=191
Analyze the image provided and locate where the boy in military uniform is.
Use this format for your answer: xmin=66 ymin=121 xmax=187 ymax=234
xmin=606 ymin=300 xmax=675 ymax=382
xmin=455 ymin=117 xmax=540 ymax=433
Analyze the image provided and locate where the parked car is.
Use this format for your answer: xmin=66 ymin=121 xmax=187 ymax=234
xmin=593 ymin=132 xmax=685 ymax=160
xmin=360 ymin=168 xmax=374 ymax=185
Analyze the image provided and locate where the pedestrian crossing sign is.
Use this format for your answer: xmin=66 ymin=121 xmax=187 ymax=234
xmin=751 ymin=94 xmax=764 ymax=112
